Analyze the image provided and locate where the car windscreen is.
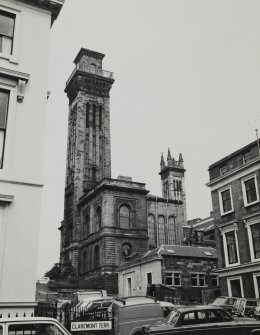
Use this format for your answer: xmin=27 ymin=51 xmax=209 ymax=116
xmin=165 ymin=310 xmax=180 ymax=325
xmin=7 ymin=323 xmax=66 ymax=335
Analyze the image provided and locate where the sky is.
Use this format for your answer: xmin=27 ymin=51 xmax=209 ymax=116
xmin=37 ymin=0 xmax=260 ymax=276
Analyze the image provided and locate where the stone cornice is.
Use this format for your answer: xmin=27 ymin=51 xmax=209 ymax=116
xmin=17 ymin=0 xmax=64 ymax=25
xmin=65 ymin=70 xmax=115 ymax=103
xmin=78 ymin=178 xmax=149 ymax=209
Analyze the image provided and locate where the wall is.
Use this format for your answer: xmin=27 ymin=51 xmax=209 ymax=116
xmin=118 ymin=260 xmax=162 ymax=297
xmin=0 ymin=0 xmax=56 ymax=316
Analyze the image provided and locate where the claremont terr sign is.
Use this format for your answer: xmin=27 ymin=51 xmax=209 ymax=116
xmin=71 ymin=321 xmax=112 ymax=331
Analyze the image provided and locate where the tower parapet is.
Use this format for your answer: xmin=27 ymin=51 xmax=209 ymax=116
xmin=161 ymin=148 xmax=184 ymax=171
xmin=159 ymin=148 xmax=186 ymax=204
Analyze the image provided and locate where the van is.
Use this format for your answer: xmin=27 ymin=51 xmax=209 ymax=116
xmin=232 ymin=297 xmax=259 ymax=318
xmin=111 ymin=296 xmax=163 ymax=335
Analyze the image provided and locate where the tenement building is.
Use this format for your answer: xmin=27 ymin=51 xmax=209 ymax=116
xmin=207 ymin=140 xmax=260 ymax=298
xmin=59 ymin=48 xmax=187 ymax=294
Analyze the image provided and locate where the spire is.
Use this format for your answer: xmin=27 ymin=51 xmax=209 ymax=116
xmin=160 ymin=153 xmax=165 ymax=170
xmin=167 ymin=148 xmax=171 ymax=160
xmin=179 ymin=153 xmax=184 ymax=166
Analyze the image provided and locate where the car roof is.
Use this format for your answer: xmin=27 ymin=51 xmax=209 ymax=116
xmin=0 ymin=317 xmax=58 ymax=323
xmin=174 ymin=305 xmax=225 ymax=313
xmin=114 ymin=296 xmax=157 ymax=306
xmin=158 ymin=301 xmax=175 ymax=307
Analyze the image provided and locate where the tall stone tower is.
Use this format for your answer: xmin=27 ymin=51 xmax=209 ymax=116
xmin=59 ymin=49 xmax=149 ymax=293
xmin=60 ymin=49 xmax=115 ymax=275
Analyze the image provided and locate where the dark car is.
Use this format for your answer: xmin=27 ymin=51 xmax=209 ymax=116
xmin=143 ymin=305 xmax=260 ymax=335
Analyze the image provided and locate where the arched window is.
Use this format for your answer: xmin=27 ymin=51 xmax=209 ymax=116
xmin=82 ymin=250 xmax=87 ymax=273
xmin=148 ymin=214 xmax=156 ymax=245
xmin=119 ymin=205 xmax=131 ymax=229
xmin=86 ymin=103 xmax=89 ymax=128
xmin=99 ymin=106 xmax=102 ymax=130
xmin=96 ymin=206 xmax=102 ymax=231
xmin=83 ymin=214 xmax=90 ymax=239
xmin=93 ymin=104 xmax=96 ymax=128
xmin=168 ymin=216 xmax=175 ymax=244
xmin=90 ymin=63 xmax=96 ymax=73
xmin=94 ymin=245 xmax=100 ymax=269
xmin=158 ymin=215 xmax=165 ymax=245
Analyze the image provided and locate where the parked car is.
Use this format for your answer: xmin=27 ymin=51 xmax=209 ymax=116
xmin=0 ymin=317 xmax=70 ymax=335
xmin=143 ymin=305 xmax=260 ymax=335
xmin=111 ymin=296 xmax=164 ymax=335
xmin=255 ymin=300 xmax=260 ymax=320
xmin=210 ymin=296 xmax=237 ymax=314
xmin=232 ymin=297 xmax=259 ymax=318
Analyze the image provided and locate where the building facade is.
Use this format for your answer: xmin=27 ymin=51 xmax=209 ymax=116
xmin=0 ymin=0 xmax=63 ymax=317
xmin=207 ymin=140 xmax=260 ymax=298
xmin=183 ymin=214 xmax=216 ymax=247
xmin=117 ymin=244 xmax=218 ymax=303
xmin=58 ymin=49 xmax=187 ymax=294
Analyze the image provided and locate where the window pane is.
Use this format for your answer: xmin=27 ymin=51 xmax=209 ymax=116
xmin=8 ymin=324 xmax=64 ymax=335
xmin=120 ymin=205 xmax=130 ymax=229
xmin=251 ymin=223 xmax=260 ymax=259
xmin=199 ymin=274 xmax=205 ymax=286
xmin=222 ymin=189 xmax=232 ymax=212
xmin=0 ymin=90 xmax=9 ymax=128
xmin=0 ymin=130 xmax=4 ymax=168
xmin=148 ymin=214 xmax=156 ymax=245
xmin=158 ymin=216 xmax=165 ymax=245
xmin=165 ymin=273 xmax=173 ymax=286
xmin=168 ymin=217 xmax=175 ymax=244
xmin=191 ymin=274 xmax=198 ymax=286
xmin=226 ymin=231 xmax=238 ymax=264
xmin=0 ymin=35 xmax=12 ymax=54
xmin=174 ymin=273 xmax=181 ymax=286
xmin=245 ymin=178 xmax=257 ymax=203
xmin=0 ymin=11 xmax=15 ymax=37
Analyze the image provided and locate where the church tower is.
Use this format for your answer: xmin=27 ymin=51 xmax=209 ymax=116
xmin=60 ymin=49 xmax=114 ymax=274
xmin=59 ymin=49 xmax=149 ymax=292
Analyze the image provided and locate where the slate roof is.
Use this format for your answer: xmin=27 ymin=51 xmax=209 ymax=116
xmin=117 ymin=244 xmax=217 ymax=271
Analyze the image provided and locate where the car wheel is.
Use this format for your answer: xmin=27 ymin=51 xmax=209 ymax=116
xmin=247 ymin=311 xmax=254 ymax=318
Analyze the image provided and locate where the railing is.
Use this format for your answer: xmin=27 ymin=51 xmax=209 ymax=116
xmin=66 ymin=66 xmax=113 ymax=86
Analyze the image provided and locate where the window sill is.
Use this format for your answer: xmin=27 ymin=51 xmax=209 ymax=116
xmin=225 ymin=262 xmax=240 ymax=268
xmin=0 ymin=52 xmax=19 ymax=64
xmin=244 ymin=200 xmax=260 ymax=208
xmin=220 ymin=210 xmax=234 ymax=216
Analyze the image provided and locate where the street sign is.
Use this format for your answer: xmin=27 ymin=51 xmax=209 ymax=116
xmin=71 ymin=321 xmax=112 ymax=331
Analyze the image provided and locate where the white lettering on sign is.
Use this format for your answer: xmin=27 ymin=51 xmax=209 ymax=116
xmin=71 ymin=321 xmax=112 ymax=331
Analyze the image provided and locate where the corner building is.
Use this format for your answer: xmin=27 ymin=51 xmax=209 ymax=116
xmin=59 ymin=49 xmax=187 ymax=294
xmin=207 ymin=140 xmax=260 ymax=298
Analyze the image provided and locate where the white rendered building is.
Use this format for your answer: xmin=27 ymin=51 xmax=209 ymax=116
xmin=0 ymin=0 xmax=63 ymax=317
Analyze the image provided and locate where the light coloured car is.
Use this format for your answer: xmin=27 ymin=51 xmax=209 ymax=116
xmin=0 ymin=317 xmax=70 ymax=335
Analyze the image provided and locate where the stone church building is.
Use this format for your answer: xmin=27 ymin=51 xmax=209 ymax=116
xmin=59 ymin=48 xmax=187 ymax=294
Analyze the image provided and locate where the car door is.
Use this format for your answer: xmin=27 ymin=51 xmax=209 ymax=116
xmin=173 ymin=311 xmax=211 ymax=335
xmin=206 ymin=309 xmax=240 ymax=335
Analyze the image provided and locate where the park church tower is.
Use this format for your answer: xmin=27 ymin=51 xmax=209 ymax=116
xmin=59 ymin=48 xmax=187 ymax=293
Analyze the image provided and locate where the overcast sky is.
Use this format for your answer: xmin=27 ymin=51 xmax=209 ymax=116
xmin=37 ymin=0 xmax=260 ymax=276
